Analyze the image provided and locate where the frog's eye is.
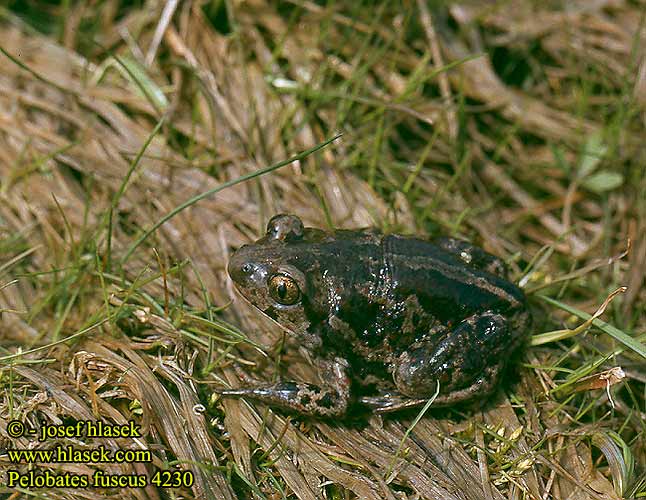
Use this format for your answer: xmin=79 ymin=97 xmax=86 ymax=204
xmin=266 ymin=214 xmax=304 ymax=242
xmin=268 ymin=274 xmax=301 ymax=305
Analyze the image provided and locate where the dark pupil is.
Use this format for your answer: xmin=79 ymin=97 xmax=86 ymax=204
xmin=276 ymin=281 xmax=287 ymax=298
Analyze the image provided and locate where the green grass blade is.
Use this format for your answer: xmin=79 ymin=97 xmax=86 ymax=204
xmin=120 ymin=134 xmax=342 ymax=264
xmin=537 ymin=295 xmax=646 ymax=359
xmin=105 ymin=117 xmax=165 ymax=269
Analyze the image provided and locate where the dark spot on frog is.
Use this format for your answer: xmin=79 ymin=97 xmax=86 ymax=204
xmin=223 ymin=214 xmax=531 ymax=416
xmin=317 ymin=393 xmax=334 ymax=409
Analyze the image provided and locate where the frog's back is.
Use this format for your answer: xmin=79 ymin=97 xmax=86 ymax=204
xmin=306 ymin=230 xmax=526 ymax=322
xmin=383 ymin=234 xmax=526 ymax=321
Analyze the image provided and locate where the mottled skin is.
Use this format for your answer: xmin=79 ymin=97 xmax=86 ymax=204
xmin=223 ymin=214 xmax=531 ymax=416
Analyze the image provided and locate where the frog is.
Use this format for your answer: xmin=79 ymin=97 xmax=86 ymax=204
xmin=221 ymin=214 xmax=531 ymax=416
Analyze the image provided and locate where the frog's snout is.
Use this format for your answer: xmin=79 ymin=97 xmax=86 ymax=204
xmin=227 ymin=245 xmax=263 ymax=288
xmin=227 ymin=246 xmax=248 ymax=283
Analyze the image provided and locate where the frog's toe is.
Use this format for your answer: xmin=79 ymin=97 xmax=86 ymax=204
xmin=214 ymin=387 xmax=260 ymax=397
xmin=360 ymin=393 xmax=430 ymax=413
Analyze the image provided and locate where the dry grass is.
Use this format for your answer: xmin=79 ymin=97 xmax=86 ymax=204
xmin=0 ymin=1 xmax=645 ymax=499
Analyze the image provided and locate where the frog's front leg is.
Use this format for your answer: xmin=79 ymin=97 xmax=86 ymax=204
xmin=434 ymin=237 xmax=509 ymax=278
xmin=390 ymin=311 xmax=514 ymax=406
xmin=217 ymin=357 xmax=351 ymax=417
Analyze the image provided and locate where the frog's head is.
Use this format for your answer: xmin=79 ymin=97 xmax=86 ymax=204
xmin=228 ymin=214 xmax=327 ymax=340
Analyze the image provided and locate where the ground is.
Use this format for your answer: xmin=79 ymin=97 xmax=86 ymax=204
xmin=0 ymin=1 xmax=644 ymax=499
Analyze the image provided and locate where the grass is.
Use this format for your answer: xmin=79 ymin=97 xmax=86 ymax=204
xmin=0 ymin=1 xmax=645 ymax=499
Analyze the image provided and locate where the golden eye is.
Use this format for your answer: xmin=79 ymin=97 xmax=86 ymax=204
xmin=268 ymin=274 xmax=300 ymax=305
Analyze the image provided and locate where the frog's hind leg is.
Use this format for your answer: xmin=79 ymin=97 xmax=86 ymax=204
xmin=390 ymin=312 xmax=514 ymax=407
xmin=216 ymin=358 xmax=351 ymax=417
xmin=433 ymin=237 xmax=509 ymax=278
xmin=361 ymin=365 xmax=499 ymax=413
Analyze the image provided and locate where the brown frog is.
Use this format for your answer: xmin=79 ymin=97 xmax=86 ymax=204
xmin=221 ymin=214 xmax=531 ymax=416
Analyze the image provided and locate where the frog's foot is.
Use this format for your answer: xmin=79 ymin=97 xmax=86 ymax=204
xmin=361 ymin=369 xmax=499 ymax=413
xmin=216 ymin=381 xmax=349 ymax=417
xmin=433 ymin=237 xmax=509 ymax=278
xmin=360 ymin=393 xmax=429 ymax=413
